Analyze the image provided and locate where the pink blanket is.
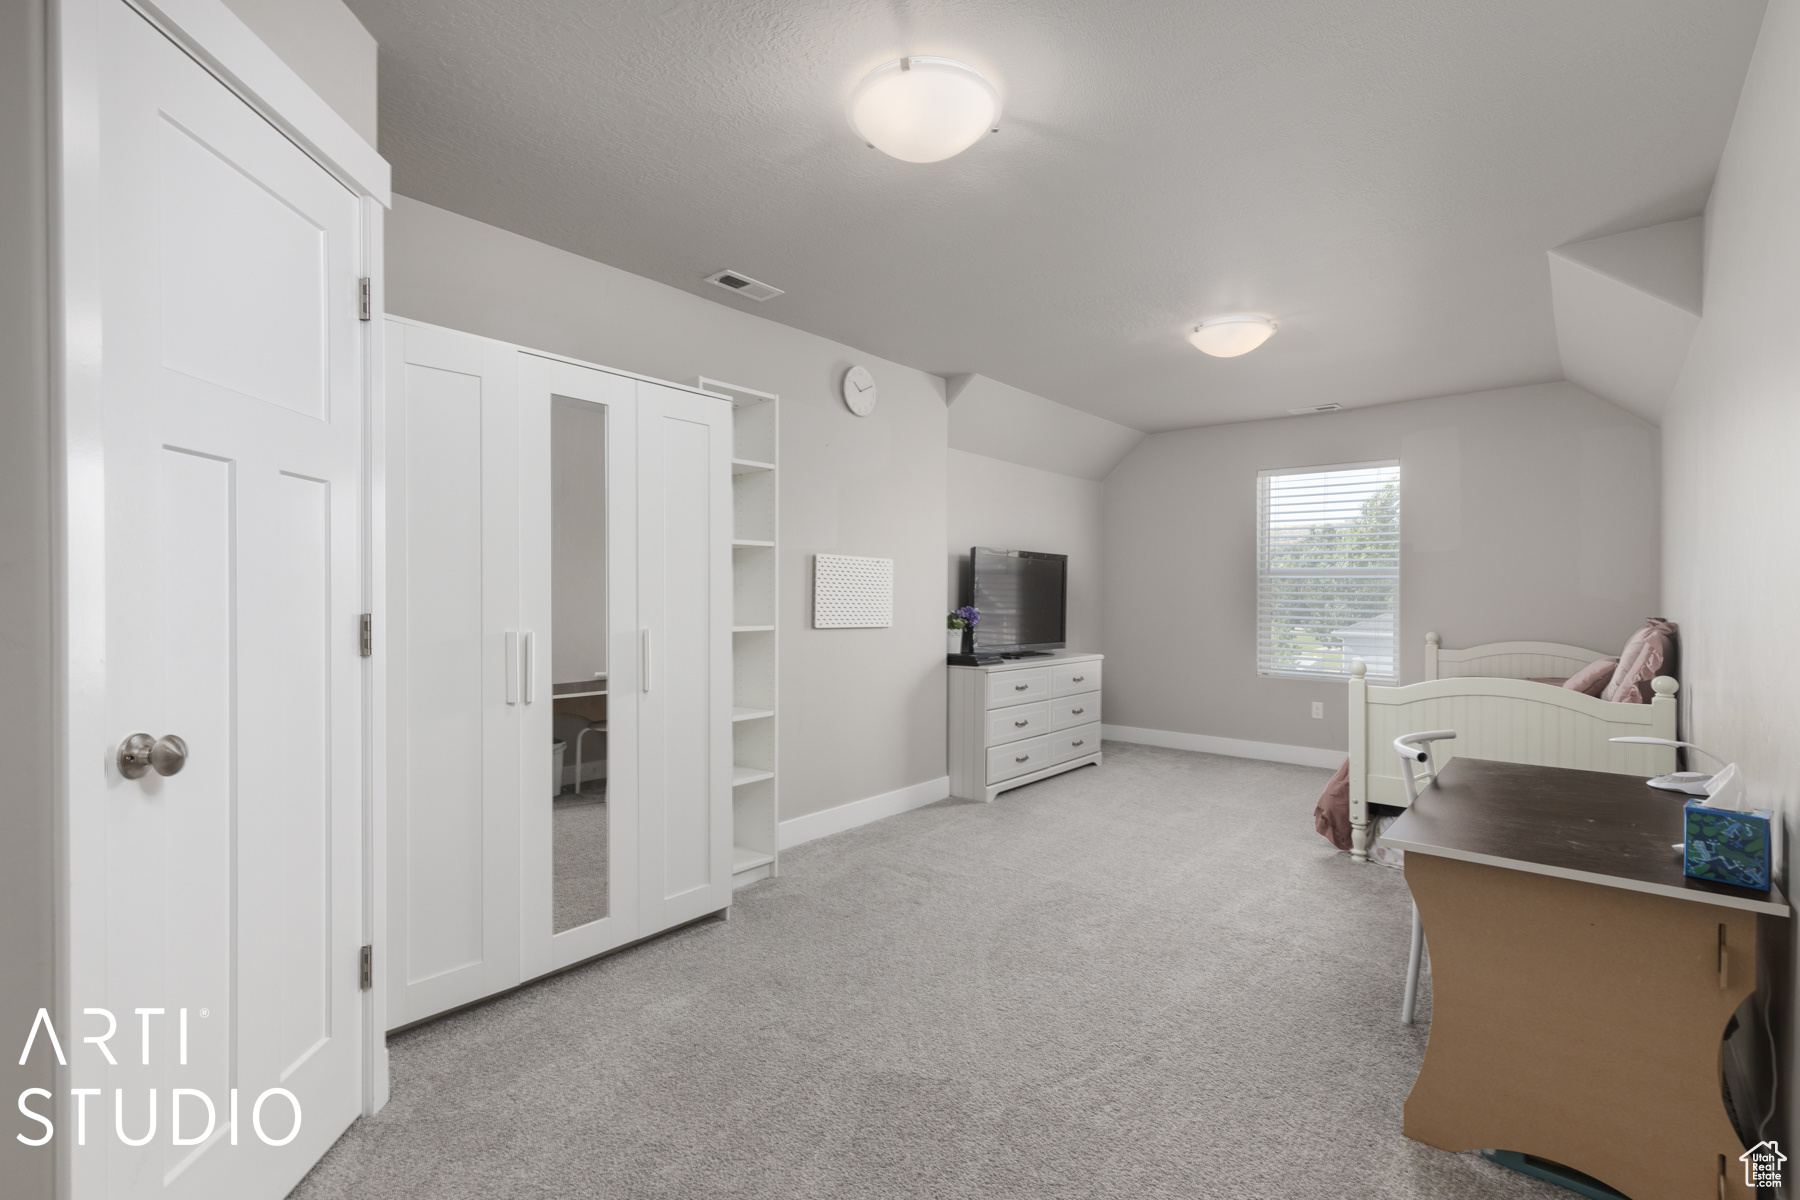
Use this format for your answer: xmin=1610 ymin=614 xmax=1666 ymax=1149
xmin=1313 ymin=758 xmax=1353 ymax=851
xmin=1602 ymin=618 xmax=1679 ymax=703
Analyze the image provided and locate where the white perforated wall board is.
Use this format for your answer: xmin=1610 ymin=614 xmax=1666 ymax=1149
xmin=813 ymin=554 xmax=893 ymax=628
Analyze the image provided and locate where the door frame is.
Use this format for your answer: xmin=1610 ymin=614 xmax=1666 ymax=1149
xmin=48 ymin=4 xmax=395 ymax=1192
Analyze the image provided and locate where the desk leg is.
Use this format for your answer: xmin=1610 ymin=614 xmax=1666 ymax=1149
xmin=1403 ymin=853 xmax=1761 ymax=1200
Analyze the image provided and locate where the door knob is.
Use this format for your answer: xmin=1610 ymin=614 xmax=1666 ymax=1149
xmin=118 ymin=733 xmax=188 ymax=779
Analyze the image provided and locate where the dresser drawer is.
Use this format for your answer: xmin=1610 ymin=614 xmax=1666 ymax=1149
xmin=1048 ymin=694 xmax=1099 ymax=731
xmin=1052 ymin=722 xmax=1101 ymax=763
xmin=987 ymin=668 xmax=1051 ymax=707
xmin=987 ymin=701 xmax=1050 ymax=746
xmin=1052 ymin=660 xmax=1100 ymax=696
xmin=987 ymin=734 xmax=1052 ymax=783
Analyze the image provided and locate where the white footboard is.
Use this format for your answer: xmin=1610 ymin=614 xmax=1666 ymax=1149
xmin=1424 ymin=631 xmax=1610 ymax=681
xmin=1346 ymin=663 xmax=1677 ymax=862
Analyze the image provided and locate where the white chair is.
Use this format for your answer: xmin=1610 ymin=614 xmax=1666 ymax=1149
xmin=1393 ymin=729 xmax=1457 ymax=1025
xmin=574 ymin=722 xmax=607 ymax=795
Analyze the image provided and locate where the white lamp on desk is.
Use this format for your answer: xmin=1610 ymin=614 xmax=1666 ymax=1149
xmin=1608 ymin=736 xmax=1726 ymax=795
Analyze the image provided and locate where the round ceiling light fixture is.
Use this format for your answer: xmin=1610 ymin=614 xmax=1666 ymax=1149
xmin=1187 ymin=314 xmax=1277 ymax=358
xmin=848 ymin=56 xmax=1000 ymax=163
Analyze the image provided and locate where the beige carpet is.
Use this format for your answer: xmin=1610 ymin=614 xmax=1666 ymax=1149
xmin=292 ymin=742 xmax=1562 ymax=1199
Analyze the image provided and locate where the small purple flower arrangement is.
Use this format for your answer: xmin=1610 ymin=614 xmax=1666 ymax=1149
xmin=947 ymin=606 xmax=979 ymax=655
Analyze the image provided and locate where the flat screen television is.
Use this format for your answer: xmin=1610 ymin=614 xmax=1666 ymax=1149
xmin=969 ymin=548 xmax=1067 ymax=655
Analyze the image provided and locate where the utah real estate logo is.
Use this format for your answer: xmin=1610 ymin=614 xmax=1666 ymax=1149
xmin=1741 ymin=1140 xmax=1786 ymax=1189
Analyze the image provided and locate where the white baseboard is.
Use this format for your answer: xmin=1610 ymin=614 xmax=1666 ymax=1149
xmin=778 ymin=775 xmax=952 ymax=850
xmin=774 ymin=731 xmax=1338 ymax=850
xmin=1101 ymin=724 xmax=1344 ymax=770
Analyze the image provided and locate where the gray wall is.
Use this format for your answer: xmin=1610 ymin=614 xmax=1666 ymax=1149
xmin=948 ymin=450 xmax=1105 ymax=655
xmin=221 ymin=0 xmax=378 ymax=143
xmin=946 ymin=375 xmax=1144 ymax=481
xmin=1662 ymin=0 xmax=1800 ymax=1149
xmin=1102 ymin=381 xmax=1661 ymax=751
xmin=387 ymin=196 xmax=950 ymax=819
xmin=1 ymin=0 xmax=54 ymax=1193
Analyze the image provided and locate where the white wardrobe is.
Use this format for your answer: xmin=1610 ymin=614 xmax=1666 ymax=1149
xmin=385 ymin=318 xmax=734 ymax=1028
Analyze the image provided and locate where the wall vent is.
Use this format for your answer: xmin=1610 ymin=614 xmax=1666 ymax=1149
xmin=705 ymin=269 xmax=784 ymax=302
xmin=1287 ymin=403 xmax=1343 ymax=415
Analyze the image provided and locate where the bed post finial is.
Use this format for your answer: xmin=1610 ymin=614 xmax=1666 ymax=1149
xmin=1651 ymin=675 xmax=1679 ymax=698
xmin=1350 ymin=659 xmax=1367 ymax=679
xmin=1426 ymin=631 xmax=1440 ymax=647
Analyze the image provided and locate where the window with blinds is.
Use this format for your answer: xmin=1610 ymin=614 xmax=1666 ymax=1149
xmin=1257 ymin=461 xmax=1400 ymax=681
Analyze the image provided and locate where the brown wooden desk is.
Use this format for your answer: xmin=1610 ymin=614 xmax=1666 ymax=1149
xmin=1384 ymin=758 xmax=1789 ymax=1200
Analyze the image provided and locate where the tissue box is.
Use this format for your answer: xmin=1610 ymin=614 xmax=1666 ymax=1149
xmin=1683 ymin=799 xmax=1772 ymax=891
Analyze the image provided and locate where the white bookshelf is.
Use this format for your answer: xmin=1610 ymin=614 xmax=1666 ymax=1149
xmin=694 ymin=377 xmax=780 ymax=887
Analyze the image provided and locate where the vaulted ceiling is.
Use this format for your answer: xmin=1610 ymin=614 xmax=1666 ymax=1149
xmin=347 ymin=0 xmax=1766 ymax=431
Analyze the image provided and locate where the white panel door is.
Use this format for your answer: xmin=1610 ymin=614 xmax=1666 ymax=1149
xmin=518 ymin=355 xmax=640 ymax=979
xmin=636 ymin=384 xmax=734 ymax=930
xmin=385 ymin=322 xmax=522 ymax=1026
xmin=69 ymin=3 xmax=366 ymax=1196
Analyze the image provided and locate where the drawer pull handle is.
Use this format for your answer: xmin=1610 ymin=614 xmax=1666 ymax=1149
xmin=1071 ymin=707 xmax=1084 ymax=715
xmin=1014 ymin=684 xmax=1029 ymax=691
xmin=1015 ymin=755 xmax=1030 ymax=763
xmin=1014 ymin=719 xmax=1029 ymax=727
xmin=1072 ymin=675 xmax=1084 ymax=682
xmin=1071 ymin=740 xmax=1083 ymax=748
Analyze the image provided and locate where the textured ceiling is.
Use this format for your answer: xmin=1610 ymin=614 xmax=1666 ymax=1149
xmin=348 ymin=0 xmax=1766 ymax=432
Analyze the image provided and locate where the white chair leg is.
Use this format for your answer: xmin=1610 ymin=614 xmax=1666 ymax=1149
xmin=574 ymin=724 xmax=604 ymax=795
xmin=1401 ymin=902 xmax=1425 ymax=1025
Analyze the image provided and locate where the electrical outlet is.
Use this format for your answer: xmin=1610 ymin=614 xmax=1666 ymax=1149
xmin=1311 ymin=701 xmax=1324 ymax=719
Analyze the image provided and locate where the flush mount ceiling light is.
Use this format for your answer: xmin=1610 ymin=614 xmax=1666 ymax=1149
xmin=1187 ymin=314 xmax=1277 ymax=357
xmin=848 ymin=57 xmax=1000 ymax=163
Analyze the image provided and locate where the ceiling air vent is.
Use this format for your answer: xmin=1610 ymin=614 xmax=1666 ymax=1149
xmin=1287 ymin=403 xmax=1343 ymax=415
xmin=704 ymin=269 xmax=784 ymax=302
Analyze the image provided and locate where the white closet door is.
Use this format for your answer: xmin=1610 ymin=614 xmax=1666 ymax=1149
xmin=518 ymin=354 xmax=641 ymax=978
xmin=385 ymin=322 xmax=522 ymax=1026
xmin=68 ymin=3 xmax=366 ymax=1196
xmin=636 ymin=383 xmax=734 ymax=930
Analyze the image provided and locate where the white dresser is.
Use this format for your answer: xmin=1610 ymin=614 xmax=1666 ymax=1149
xmin=949 ymin=653 xmax=1103 ymax=802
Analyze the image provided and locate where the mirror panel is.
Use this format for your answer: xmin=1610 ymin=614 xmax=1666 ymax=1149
xmin=550 ymin=395 xmax=609 ymax=932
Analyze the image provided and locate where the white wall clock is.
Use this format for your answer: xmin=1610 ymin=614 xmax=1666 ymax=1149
xmin=842 ymin=365 xmax=877 ymax=416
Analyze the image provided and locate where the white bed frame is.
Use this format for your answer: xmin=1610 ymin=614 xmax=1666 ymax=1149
xmin=1347 ymin=633 xmax=1678 ymax=862
xmin=1423 ymin=630 xmax=1612 ymax=682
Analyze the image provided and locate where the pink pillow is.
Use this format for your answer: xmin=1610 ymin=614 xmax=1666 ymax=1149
xmin=1601 ymin=619 xmax=1678 ymax=704
xmin=1563 ymin=657 xmax=1619 ymax=697
xmin=1313 ymin=758 xmax=1352 ymax=851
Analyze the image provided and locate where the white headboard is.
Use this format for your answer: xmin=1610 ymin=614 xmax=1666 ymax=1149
xmin=1423 ymin=631 xmax=1611 ymax=682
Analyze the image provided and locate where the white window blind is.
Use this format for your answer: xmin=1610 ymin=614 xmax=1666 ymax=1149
xmin=1257 ymin=461 xmax=1400 ymax=681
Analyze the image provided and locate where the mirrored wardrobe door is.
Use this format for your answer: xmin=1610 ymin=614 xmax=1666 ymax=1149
xmin=550 ymin=392 xmax=610 ymax=931
xmin=518 ymin=354 xmax=639 ymax=979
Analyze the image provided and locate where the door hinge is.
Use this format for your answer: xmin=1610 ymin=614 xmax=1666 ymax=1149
xmin=360 ymin=613 xmax=373 ymax=657
xmin=359 ymin=945 xmax=373 ymax=990
xmin=358 ymin=277 xmax=372 ymax=321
